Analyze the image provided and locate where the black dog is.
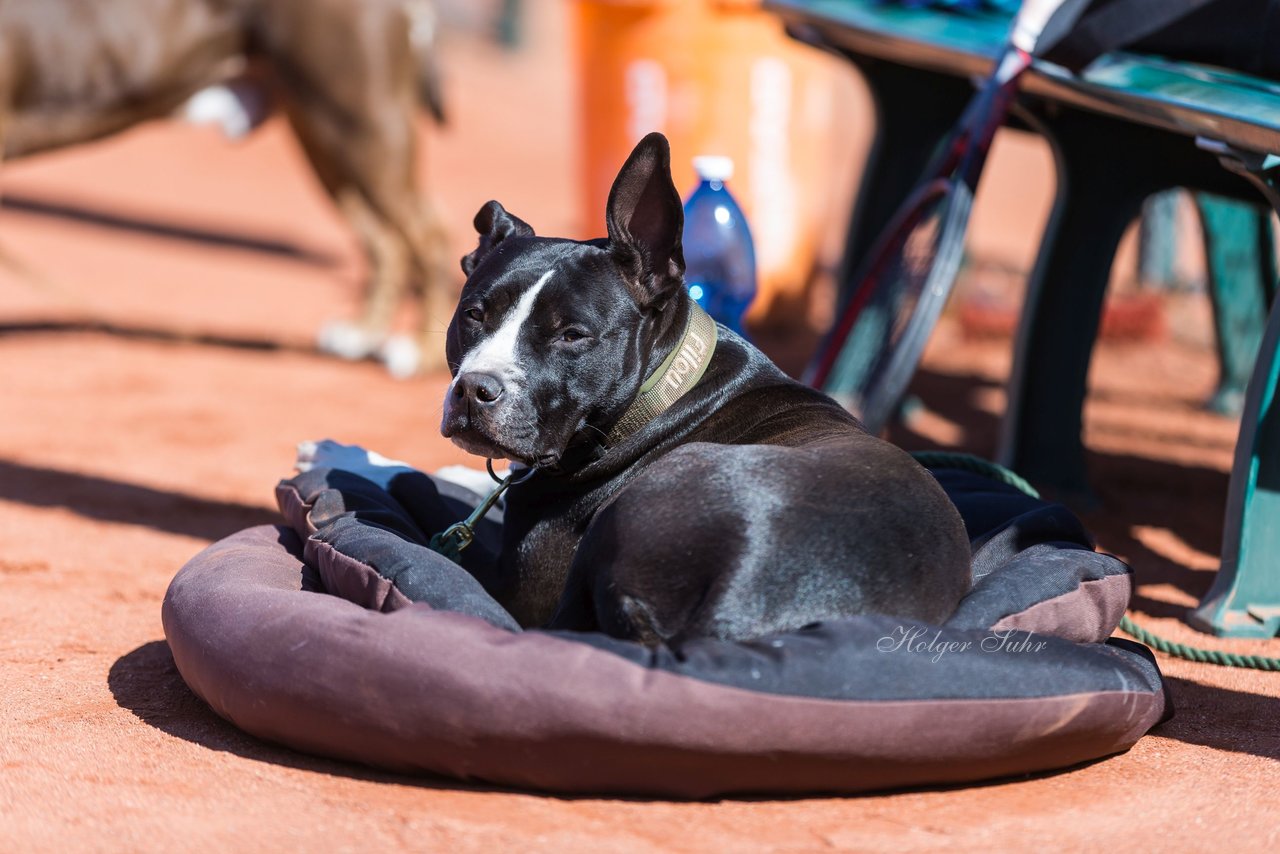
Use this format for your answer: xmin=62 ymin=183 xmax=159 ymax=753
xmin=440 ymin=133 xmax=970 ymax=645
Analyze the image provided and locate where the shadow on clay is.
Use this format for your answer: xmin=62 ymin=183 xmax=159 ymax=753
xmin=1 ymin=192 xmax=339 ymax=267
xmin=0 ymin=458 xmax=278 ymax=541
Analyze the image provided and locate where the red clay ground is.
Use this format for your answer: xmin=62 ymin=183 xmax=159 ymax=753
xmin=2 ymin=5 xmax=1277 ymax=851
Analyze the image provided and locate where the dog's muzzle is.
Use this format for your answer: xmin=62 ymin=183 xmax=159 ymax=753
xmin=442 ymin=371 xmax=531 ymax=461
xmin=442 ymin=371 xmax=502 ymax=435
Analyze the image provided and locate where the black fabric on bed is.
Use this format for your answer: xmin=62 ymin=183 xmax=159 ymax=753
xmin=930 ymin=468 xmax=1095 ymax=571
xmin=275 ymin=463 xmax=1147 ymax=702
xmin=929 ymin=468 xmax=1056 ymax=542
xmin=551 ymin=617 xmax=1163 ymax=702
xmin=315 ymin=514 xmax=519 ymax=631
xmin=946 ymin=542 xmax=1123 ymax=629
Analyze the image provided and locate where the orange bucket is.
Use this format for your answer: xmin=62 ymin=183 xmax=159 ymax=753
xmin=573 ymin=0 xmax=848 ymax=325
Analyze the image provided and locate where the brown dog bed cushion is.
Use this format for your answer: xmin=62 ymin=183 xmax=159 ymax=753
xmin=161 ymin=466 xmax=1170 ymax=797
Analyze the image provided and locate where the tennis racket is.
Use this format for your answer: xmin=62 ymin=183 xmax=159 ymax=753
xmin=804 ymin=0 xmax=1066 ymax=432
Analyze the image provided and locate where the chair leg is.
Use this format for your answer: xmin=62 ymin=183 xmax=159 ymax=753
xmin=997 ymin=108 xmax=1259 ymax=499
xmin=1189 ymin=289 xmax=1280 ymax=637
xmin=1195 ymin=194 xmax=1275 ymax=417
xmin=1139 ymin=190 xmax=1181 ymax=290
xmin=1190 ymin=155 xmax=1280 ymax=638
xmin=997 ymin=110 xmax=1165 ymax=499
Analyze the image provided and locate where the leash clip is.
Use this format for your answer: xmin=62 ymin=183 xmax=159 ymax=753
xmin=430 ymin=519 xmax=477 ymax=561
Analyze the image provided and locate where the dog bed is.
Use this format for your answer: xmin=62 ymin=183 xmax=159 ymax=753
xmin=162 ymin=462 xmax=1171 ymax=797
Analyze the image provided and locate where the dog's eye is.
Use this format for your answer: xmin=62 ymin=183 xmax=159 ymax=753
xmin=464 ymin=307 xmax=485 ymax=323
xmin=559 ymin=328 xmax=588 ymax=344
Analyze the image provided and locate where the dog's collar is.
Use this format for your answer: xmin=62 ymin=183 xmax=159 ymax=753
xmin=605 ymin=302 xmax=718 ymax=447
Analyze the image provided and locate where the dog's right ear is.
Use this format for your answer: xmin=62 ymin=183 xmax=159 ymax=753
xmin=605 ymin=132 xmax=685 ymax=310
xmin=461 ymin=200 xmax=535 ymax=276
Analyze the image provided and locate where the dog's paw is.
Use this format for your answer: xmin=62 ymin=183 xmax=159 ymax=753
xmin=317 ymin=321 xmax=385 ymax=361
xmin=294 ymin=439 xmax=415 ymax=488
xmin=379 ymin=335 xmax=422 ymax=380
xmin=179 ymin=82 xmax=271 ymax=140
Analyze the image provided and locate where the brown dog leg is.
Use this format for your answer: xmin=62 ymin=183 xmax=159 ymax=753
xmin=336 ymin=187 xmax=454 ymax=379
xmin=319 ymin=187 xmax=412 ymax=365
xmin=326 ymin=124 xmax=453 ymax=376
xmin=281 ymin=107 xmax=408 ymax=366
xmin=294 ymin=114 xmax=451 ymax=376
xmin=405 ymin=193 xmax=455 ymax=376
xmin=257 ymin=0 xmax=452 ymax=375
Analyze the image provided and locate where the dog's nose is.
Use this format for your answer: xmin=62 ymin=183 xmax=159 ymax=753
xmin=453 ymin=372 xmax=504 ymax=405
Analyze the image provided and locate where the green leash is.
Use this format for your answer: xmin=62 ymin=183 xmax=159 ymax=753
xmin=915 ymin=451 xmax=1280 ymax=671
xmin=428 ymin=460 xmax=533 ymax=564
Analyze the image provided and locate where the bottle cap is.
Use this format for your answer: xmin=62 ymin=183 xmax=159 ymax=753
xmin=692 ymin=155 xmax=734 ymax=182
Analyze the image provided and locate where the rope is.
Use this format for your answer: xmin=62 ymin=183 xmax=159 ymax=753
xmin=913 ymin=450 xmax=1280 ymax=670
xmin=1116 ymin=614 xmax=1280 ymax=670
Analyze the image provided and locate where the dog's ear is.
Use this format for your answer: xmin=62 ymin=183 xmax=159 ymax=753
xmin=605 ymin=132 xmax=685 ymax=309
xmin=461 ymin=200 xmax=535 ymax=276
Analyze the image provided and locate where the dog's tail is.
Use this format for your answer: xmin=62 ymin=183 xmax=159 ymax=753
xmin=404 ymin=0 xmax=447 ymax=125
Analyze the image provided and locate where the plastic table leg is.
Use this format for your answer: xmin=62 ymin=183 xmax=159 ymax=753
xmin=1190 ymin=149 xmax=1280 ymax=638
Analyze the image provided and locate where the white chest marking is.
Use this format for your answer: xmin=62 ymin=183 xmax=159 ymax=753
xmin=456 ymin=269 xmax=554 ymax=382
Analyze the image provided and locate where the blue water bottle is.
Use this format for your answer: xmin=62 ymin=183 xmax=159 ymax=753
xmin=682 ymin=156 xmax=757 ymax=336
